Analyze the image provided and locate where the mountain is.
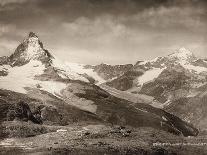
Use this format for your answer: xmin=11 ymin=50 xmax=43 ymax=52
xmin=9 ymin=32 xmax=53 ymax=67
xmin=0 ymin=32 xmax=198 ymax=138
xmin=106 ymin=47 xmax=207 ymax=129
xmin=107 ymin=47 xmax=207 ymax=95
xmin=0 ymin=32 xmax=93 ymax=94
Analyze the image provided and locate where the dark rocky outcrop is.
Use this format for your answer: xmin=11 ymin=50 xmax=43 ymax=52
xmin=85 ymin=63 xmax=133 ymax=81
xmin=106 ymin=70 xmax=143 ymax=91
xmin=2 ymin=101 xmax=42 ymax=124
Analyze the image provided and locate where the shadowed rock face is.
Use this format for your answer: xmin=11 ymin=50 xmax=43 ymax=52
xmin=106 ymin=70 xmax=143 ymax=91
xmin=85 ymin=63 xmax=133 ymax=81
xmin=2 ymin=101 xmax=42 ymax=124
xmin=140 ymin=68 xmax=191 ymax=103
xmin=0 ymin=89 xmax=103 ymax=126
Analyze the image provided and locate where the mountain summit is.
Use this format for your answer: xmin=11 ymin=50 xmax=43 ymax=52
xmin=167 ymin=47 xmax=196 ymax=63
xmin=9 ymin=32 xmax=53 ymax=66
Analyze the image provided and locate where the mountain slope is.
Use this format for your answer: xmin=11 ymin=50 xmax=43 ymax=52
xmin=0 ymin=82 xmax=199 ymax=137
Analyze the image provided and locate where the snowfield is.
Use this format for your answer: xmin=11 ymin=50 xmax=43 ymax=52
xmin=0 ymin=60 xmax=44 ymax=93
xmin=52 ymin=57 xmax=106 ymax=84
xmin=182 ymin=63 xmax=207 ymax=74
xmin=137 ymin=67 xmax=165 ymax=85
xmin=0 ymin=60 xmax=67 ymax=96
xmin=52 ymin=57 xmax=89 ymax=82
xmin=65 ymin=62 xmax=106 ymax=84
xmin=0 ymin=57 xmax=105 ymax=97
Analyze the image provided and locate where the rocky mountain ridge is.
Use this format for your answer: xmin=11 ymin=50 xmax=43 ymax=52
xmin=8 ymin=32 xmax=53 ymax=67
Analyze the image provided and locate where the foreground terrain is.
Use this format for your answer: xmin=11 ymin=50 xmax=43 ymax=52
xmin=0 ymin=122 xmax=207 ymax=155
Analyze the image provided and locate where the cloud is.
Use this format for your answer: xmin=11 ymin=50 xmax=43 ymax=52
xmin=62 ymin=16 xmax=127 ymax=39
xmin=0 ymin=24 xmax=16 ymax=36
xmin=0 ymin=0 xmax=28 ymax=6
xmin=60 ymin=4 xmax=207 ymax=44
xmin=135 ymin=6 xmax=207 ymax=30
xmin=0 ymin=0 xmax=206 ymax=64
xmin=0 ymin=38 xmax=18 ymax=56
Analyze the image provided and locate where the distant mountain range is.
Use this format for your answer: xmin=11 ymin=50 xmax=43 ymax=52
xmin=68 ymin=46 xmax=207 ymax=130
xmin=0 ymin=32 xmax=201 ymax=136
xmin=104 ymin=47 xmax=207 ymax=129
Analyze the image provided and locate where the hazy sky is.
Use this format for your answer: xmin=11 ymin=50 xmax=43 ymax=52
xmin=0 ymin=0 xmax=207 ymax=65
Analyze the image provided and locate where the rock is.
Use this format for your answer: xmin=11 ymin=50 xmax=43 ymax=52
xmin=7 ymin=101 xmax=43 ymax=124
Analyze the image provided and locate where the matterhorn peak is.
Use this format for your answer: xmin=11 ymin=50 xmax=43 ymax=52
xmin=28 ymin=32 xmax=38 ymax=38
xmin=9 ymin=32 xmax=53 ymax=66
xmin=24 ymin=32 xmax=42 ymax=48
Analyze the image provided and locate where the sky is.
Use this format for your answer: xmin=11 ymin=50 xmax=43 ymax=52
xmin=0 ymin=0 xmax=206 ymax=65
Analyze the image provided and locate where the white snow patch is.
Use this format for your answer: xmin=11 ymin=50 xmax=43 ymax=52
xmin=38 ymin=81 xmax=67 ymax=97
xmin=182 ymin=64 xmax=207 ymax=73
xmin=162 ymin=116 xmax=168 ymax=121
xmin=139 ymin=61 xmax=147 ymax=65
xmin=52 ymin=58 xmax=89 ymax=82
xmin=137 ymin=68 xmax=165 ymax=85
xmin=65 ymin=62 xmax=106 ymax=84
xmin=187 ymin=92 xmax=198 ymax=98
xmin=0 ymin=60 xmax=45 ymax=93
xmin=0 ymin=139 xmax=15 ymax=146
xmin=0 ymin=65 xmax=10 ymax=71
xmin=139 ymin=56 xmax=164 ymax=65
xmin=56 ymin=129 xmax=67 ymax=132
xmin=161 ymin=99 xmax=171 ymax=108
xmin=0 ymin=60 xmax=67 ymax=96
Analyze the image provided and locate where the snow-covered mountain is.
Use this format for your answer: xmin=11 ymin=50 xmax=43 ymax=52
xmin=0 ymin=32 xmax=101 ymax=96
xmin=0 ymin=32 xmax=133 ymax=97
xmin=0 ymin=32 xmax=199 ymax=137
xmin=1 ymin=33 xmax=206 ymax=110
xmin=137 ymin=48 xmax=207 ymax=101
xmin=105 ymin=48 xmax=207 ymax=128
xmin=137 ymin=47 xmax=207 ymax=74
xmin=107 ymin=47 xmax=207 ymax=93
xmin=9 ymin=32 xmax=53 ymax=67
